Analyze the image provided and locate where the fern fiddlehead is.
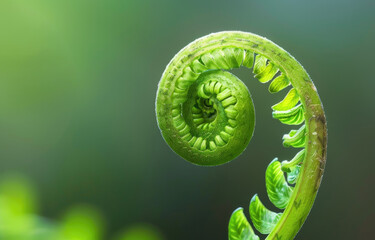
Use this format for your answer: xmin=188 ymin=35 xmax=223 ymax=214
xmin=156 ymin=32 xmax=327 ymax=240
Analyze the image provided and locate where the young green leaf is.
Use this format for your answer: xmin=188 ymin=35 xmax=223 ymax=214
xmin=286 ymin=165 xmax=301 ymax=184
xmin=281 ymin=149 xmax=305 ymax=184
xmin=253 ymin=55 xmax=279 ymax=83
xmin=210 ymin=49 xmax=232 ymax=70
xmin=191 ymin=58 xmax=208 ymax=73
xmin=282 ymin=124 xmax=306 ymax=148
xmin=281 ymin=149 xmax=306 ymax=172
xmin=255 ymin=62 xmax=279 ymax=83
xmin=268 ymin=74 xmax=291 ymax=93
xmin=252 ymin=55 xmax=267 ymax=75
xmin=272 ymin=88 xmax=300 ymax=111
xmin=249 ymin=195 xmax=282 ymax=234
xmin=242 ymin=50 xmax=255 ymax=68
xmin=272 ymin=104 xmax=305 ymax=125
xmin=229 ymin=208 xmax=259 ymax=240
xmin=266 ymin=159 xmax=294 ymax=209
xmin=223 ymin=48 xmax=244 ymax=69
xmin=201 ymin=52 xmax=221 ymax=70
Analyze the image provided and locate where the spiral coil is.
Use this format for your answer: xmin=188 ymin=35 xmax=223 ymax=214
xmin=156 ymin=31 xmax=327 ymax=240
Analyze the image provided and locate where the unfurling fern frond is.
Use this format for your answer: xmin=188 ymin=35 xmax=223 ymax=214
xmin=156 ymin=31 xmax=327 ymax=240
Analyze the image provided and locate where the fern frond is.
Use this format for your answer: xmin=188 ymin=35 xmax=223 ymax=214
xmin=156 ymin=31 xmax=327 ymax=240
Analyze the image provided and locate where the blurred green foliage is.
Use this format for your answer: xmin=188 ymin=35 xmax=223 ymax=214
xmin=0 ymin=175 xmax=38 ymax=239
xmin=0 ymin=175 xmax=163 ymax=240
xmin=57 ymin=206 xmax=105 ymax=240
xmin=114 ymin=225 xmax=164 ymax=240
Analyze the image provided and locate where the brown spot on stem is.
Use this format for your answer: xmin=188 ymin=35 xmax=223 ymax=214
xmin=294 ymin=199 xmax=302 ymax=209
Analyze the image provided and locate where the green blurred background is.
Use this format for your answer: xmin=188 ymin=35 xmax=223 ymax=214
xmin=0 ymin=0 xmax=374 ymax=239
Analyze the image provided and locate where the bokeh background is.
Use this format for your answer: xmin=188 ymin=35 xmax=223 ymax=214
xmin=0 ymin=0 xmax=374 ymax=239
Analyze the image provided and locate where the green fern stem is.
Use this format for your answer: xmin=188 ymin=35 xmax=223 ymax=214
xmin=156 ymin=31 xmax=327 ymax=240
